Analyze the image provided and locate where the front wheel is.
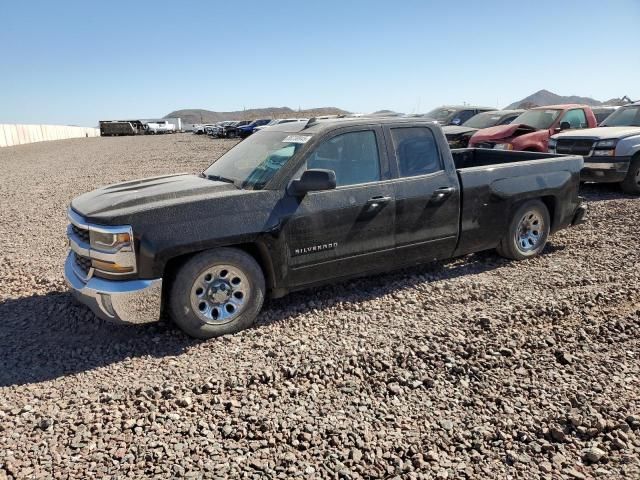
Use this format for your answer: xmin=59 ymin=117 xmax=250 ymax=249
xmin=620 ymin=156 xmax=640 ymax=195
xmin=496 ymin=200 xmax=550 ymax=260
xmin=169 ymin=248 xmax=265 ymax=339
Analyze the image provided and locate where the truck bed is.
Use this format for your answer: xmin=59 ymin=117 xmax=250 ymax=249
xmin=449 ymin=149 xmax=584 ymax=257
xmin=451 ymin=148 xmax=563 ymax=169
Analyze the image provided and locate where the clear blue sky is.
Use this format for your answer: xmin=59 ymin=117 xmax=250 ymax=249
xmin=2 ymin=0 xmax=638 ymax=126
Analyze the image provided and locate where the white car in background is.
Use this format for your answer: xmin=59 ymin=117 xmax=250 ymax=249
xmin=145 ymin=121 xmax=176 ymax=134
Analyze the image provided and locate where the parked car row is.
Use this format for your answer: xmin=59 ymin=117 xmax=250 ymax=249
xmin=194 ymin=116 xmax=340 ymax=139
xmin=414 ymin=102 xmax=637 ymax=194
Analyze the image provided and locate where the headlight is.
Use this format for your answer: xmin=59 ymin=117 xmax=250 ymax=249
xmin=90 ymin=230 xmax=132 ymax=251
xmin=548 ymin=139 xmax=557 ymax=148
xmin=592 ymin=139 xmax=618 ymax=157
xmin=595 ymin=139 xmax=617 ymax=148
xmin=89 ymin=226 xmax=135 ymax=274
xmin=494 ymin=143 xmax=513 ymax=150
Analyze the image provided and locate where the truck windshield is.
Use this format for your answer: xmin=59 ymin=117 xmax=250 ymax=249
xmin=425 ymin=108 xmax=456 ymax=123
xmin=600 ymin=106 xmax=640 ymax=127
xmin=462 ymin=112 xmax=504 ymax=129
xmin=203 ymin=131 xmax=310 ymax=190
xmin=511 ymin=109 xmax=562 ymax=129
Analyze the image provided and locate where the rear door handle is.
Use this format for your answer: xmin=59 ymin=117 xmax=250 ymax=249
xmin=366 ymin=195 xmax=391 ymax=211
xmin=430 ymin=187 xmax=456 ymax=203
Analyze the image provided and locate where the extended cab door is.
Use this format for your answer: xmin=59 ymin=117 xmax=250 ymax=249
xmin=383 ymin=125 xmax=460 ymax=263
xmin=283 ymin=126 xmax=396 ymax=287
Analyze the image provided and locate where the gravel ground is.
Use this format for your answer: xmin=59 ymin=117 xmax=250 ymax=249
xmin=0 ymin=134 xmax=638 ymax=479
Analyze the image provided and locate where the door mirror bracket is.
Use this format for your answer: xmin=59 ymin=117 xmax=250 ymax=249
xmin=288 ymin=169 xmax=337 ymax=196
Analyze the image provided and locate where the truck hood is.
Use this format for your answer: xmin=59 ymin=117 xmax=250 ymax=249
xmin=552 ymin=126 xmax=640 ymax=140
xmin=71 ymin=173 xmax=250 ymax=224
xmin=442 ymin=125 xmax=479 ymax=137
xmin=471 ymin=123 xmax=539 ymax=143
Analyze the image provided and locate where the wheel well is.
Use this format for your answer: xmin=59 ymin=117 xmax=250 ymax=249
xmin=233 ymin=243 xmax=276 ymax=290
xmin=161 ymin=243 xmax=276 ymax=299
xmin=539 ymin=196 xmax=556 ymax=229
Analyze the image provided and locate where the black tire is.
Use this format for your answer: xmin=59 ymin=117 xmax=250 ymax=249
xmin=169 ymin=248 xmax=265 ymax=339
xmin=620 ymin=155 xmax=640 ymax=195
xmin=496 ymin=200 xmax=550 ymax=260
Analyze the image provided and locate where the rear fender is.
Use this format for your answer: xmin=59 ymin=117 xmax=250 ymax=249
xmin=490 ymin=170 xmax=573 ymax=232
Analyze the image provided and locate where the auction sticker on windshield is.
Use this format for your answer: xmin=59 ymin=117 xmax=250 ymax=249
xmin=283 ymin=135 xmax=312 ymax=144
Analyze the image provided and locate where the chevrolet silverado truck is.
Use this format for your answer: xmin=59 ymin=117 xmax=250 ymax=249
xmin=469 ymin=104 xmax=598 ymax=152
xmin=65 ymin=118 xmax=586 ymax=339
xmin=549 ymin=101 xmax=640 ymax=194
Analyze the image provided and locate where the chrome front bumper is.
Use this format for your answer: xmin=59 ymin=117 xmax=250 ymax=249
xmin=64 ymin=253 xmax=163 ymax=324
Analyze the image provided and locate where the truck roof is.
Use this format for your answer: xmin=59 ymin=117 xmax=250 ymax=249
xmin=532 ymin=104 xmax=591 ymax=110
xmin=263 ymin=117 xmax=440 ymax=135
xmin=433 ymin=105 xmax=495 ymax=110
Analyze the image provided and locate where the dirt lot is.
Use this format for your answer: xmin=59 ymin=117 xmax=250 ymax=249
xmin=0 ymin=134 xmax=639 ymax=479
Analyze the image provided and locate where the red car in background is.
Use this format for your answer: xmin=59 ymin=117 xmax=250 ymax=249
xmin=469 ymin=104 xmax=597 ymax=152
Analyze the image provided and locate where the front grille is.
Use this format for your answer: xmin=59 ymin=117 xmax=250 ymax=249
xmin=74 ymin=253 xmax=91 ymax=275
xmin=556 ymin=139 xmax=595 ymax=156
xmin=71 ymin=224 xmax=90 ymax=243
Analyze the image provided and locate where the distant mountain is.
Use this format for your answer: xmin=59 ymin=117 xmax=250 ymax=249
xmin=165 ymin=107 xmax=350 ymax=124
xmin=505 ymin=89 xmax=602 ymax=110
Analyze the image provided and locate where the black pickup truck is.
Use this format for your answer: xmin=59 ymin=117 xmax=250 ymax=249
xmin=65 ymin=118 xmax=586 ymax=338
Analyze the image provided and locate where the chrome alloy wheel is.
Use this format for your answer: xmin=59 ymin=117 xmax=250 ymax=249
xmin=190 ymin=265 xmax=250 ymax=324
xmin=515 ymin=210 xmax=544 ymax=253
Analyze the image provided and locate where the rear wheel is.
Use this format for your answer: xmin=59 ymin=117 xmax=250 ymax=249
xmin=496 ymin=200 xmax=550 ymax=260
xmin=169 ymin=248 xmax=265 ymax=339
xmin=620 ymin=156 xmax=640 ymax=195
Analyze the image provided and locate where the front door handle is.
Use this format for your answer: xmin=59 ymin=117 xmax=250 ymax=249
xmin=430 ymin=187 xmax=456 ymax=203
xmin=366 ymin=195 xmax=391 ymax=211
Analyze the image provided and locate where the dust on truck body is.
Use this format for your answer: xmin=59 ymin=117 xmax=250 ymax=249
xmin=66 ymin=117 xmax=587 ymax=339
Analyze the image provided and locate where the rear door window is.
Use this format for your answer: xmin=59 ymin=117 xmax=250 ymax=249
xmin=390 ymin=127 xmax=442 ymax=177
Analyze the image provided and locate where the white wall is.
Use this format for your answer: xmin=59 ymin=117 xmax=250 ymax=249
xmin=0 ymin=124 xmax=100 ymax=147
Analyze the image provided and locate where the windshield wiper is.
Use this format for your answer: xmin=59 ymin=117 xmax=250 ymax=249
xmin=204 ymin=174 xmax=239 ymax=187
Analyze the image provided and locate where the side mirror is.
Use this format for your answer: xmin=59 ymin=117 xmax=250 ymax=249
xmin=558 ymin=121 xmax=571 ymax=131
xmin=288 ymin=169 xmax=336 ymax=196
